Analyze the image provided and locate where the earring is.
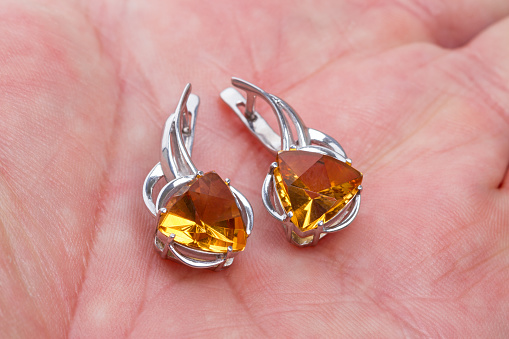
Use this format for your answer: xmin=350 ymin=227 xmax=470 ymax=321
xmin=142 ymin=84 xmax=253 ymax=270
xmin=221 ymin=78 xmax=362 ymax=247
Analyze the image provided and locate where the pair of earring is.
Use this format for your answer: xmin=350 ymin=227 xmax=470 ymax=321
xmin=142 ymin=78 xmax=363 ymax=271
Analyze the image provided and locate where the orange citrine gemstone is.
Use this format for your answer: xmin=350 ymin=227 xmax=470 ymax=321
xmin=157 ymin=172 xmax=247 ymax=253
xmin=274 ymin=150 xmax=363 ymax=232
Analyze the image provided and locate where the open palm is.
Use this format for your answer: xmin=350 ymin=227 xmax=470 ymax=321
xmin=1 ymin=0 xmax=509 ymax=337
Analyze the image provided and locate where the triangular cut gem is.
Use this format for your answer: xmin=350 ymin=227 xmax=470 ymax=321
xmin=274 ymin=150 xmax=362 ymax=232
xmin=158 ymin=172 xmax=247 ymax=253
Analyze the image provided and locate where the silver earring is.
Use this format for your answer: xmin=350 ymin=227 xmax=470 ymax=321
xmin=143 ymin=84 xmax=253 ymax=270
xmin=221 ymin=78 xmax=362 ymax=247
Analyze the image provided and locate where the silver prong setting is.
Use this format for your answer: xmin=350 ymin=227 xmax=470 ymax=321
xmin=151 ymin=178 xmax=252 ymax=270
xmin=261 ymin=147 xmax=363 ymax=247
xmin=154 ymin=229 xmax=242 ymax=270
xmin=215 ymin=246 xmax=235 ymax=271
xmin=261 ymin=169 xmax=286 ymax=222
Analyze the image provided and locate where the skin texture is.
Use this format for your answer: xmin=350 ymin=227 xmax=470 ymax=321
xmin=0 ymin=0 xmax=508 ymax=337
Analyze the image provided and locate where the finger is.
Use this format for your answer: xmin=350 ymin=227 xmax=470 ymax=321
xmin=393 ymin=0 xmax=509 ymax=47
xmin=84 ymin=0 xmax=509 ymax=101
xmin=446 ymin=16 xmax=509 ymax=191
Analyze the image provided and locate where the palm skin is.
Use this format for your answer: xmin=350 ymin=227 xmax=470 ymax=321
xmin=1 ymin=0 xmax=509 ymax=337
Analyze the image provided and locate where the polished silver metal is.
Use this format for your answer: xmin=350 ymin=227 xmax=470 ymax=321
xmin=221 ymin=78 xmax=362 ymax=247
xmin=143 ymin=84 xmax=253 ymax=270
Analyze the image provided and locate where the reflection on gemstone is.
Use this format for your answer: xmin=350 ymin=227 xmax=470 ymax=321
xmin=274 ymin=150 xmax=362 ymax=232
xmin=158 ymin=172 xmax=247 ymax=253
xmin=291 ymin=232 xmax=314 ymax=246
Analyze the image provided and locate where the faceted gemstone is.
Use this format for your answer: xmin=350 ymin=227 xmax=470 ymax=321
xmin=274 ymin=150 xmax=363 ymax=232
xmin=157 ymin=171 xmax=247 ymax=253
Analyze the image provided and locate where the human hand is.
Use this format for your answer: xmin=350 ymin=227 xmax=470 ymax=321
xmin=1 ymin=0 xmax=508 ymax=337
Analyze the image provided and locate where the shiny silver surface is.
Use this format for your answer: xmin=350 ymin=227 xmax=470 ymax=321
xmin=144 ymin=84 xmax=253 ymax=270
xmin=222 ymin=78 xmax=362 ymax=247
